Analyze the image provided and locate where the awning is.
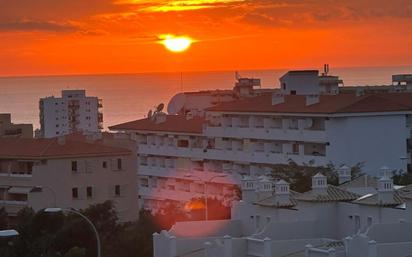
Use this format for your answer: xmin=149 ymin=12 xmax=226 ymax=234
xmin=8 ymin=187 xmax=32 ymax=194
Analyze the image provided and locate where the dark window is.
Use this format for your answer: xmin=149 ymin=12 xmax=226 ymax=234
xmin=291 ymin=90 xmax=297 ymax=95
xmin=177 ymin=139 xmax=189 ymax=148
xmin=282 ymin=83 xmax=286 ymax=90
xmin=87 ymin=187 xmax=93 ymax=198
xmin=117 ymin=158 xmax=122 ymax=170
xmin=72 ymin=188 xmax=78 ymax=199
xmin=115 ymin=185 xmax=121 ymax=196
xmin=103 ymin=161 xmax=107 ymax=168
xmin=71 ymin=161 xmax=78 ymax=172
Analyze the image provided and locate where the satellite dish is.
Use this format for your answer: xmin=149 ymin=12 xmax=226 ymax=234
xmin=167 ymin=93 xmax=186 ymax=115
xmin=156 ymin=103 xmax=165 ymax=113
xmin=147 ymin=110 xmax=153 ymax=119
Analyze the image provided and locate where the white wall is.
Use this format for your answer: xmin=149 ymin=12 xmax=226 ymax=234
xmin=326 ymin=115 xmax=408 ymax=174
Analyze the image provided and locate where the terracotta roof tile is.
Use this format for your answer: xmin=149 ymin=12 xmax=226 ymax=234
xmin=0 ymin=138 xmax=131 ymax=159
xmin=253 ymin=191 xmax=300 ymax=208
xmin=339 ymin=175 xmax=378 ymax=190
xmin=109 ymin=115 xmax=204 ymax=134
xmin=294 ymin=185 xmax=360 ymax=202
xmin=207 ymin=92 xmax=412 ymax=114
xmin=353 ymin=191 xmax=404 ymax=207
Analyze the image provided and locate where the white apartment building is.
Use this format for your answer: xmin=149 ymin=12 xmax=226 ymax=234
xmin=39 ymin=90 xmax=103 ymax=138
xmin=0 ymin=134 xmax=138 ymax=222
xmin=110 ymin=114 xmax=238 ymax=212
xmin=153 ymin=167 xmax=412 ymax=257
xmin=110 ymin=70 xmax=412 ymax=213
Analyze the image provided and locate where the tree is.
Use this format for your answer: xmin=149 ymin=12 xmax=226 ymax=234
xmin=0 ymin=207 xmax=8 ymax=230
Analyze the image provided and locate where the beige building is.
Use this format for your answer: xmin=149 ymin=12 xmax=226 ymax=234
xmin=0 ymin=133 xmax=138 ymax=222
xmin=0 ymin=113 xmax=33 ymax=138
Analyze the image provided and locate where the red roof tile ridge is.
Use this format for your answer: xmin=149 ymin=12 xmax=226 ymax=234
xmin=39 ymin=138 xmax=56 ymax=157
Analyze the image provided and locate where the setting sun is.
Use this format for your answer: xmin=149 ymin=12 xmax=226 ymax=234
xmin=160 ymin=35 xmax=193 ymax=53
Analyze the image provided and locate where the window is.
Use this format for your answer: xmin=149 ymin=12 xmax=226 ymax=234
xmin=103 ymin=161 xmax=107 ymax=168
xmin=355 ymin=215 xmax=361 ymax=232
xmin=71 ymin=161 xmax=78 ymax=172
xmin=87 ymin=187 xmax=93 ymax=198
xmin=140 ymin=178 xmax=149 ymax=187
xmin=177 ymin=139 xmax=189 ymax=148
xmin=292 ymin=143 xmax=299 ymax=154
xmin=72 ymin=188 xmax=78 ymax=199
xmin=367 ymin=216 xmax=373 ymax=227
xmin=117 ymin=158 xmax=122 ymax=170
xmin=115 ymin=185 xmax=121 ymax=196
xmin=291 ymin=90 xmax=297 ymax=95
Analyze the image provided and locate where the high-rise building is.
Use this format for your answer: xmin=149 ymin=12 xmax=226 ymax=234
xmin=39 ymin=90 xmax=103 ymax=138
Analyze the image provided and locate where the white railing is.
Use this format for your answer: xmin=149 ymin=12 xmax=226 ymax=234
xmin=204 ymin=126 xmax=327 ymax=143
xmin=138 ymin=145 xmax=328 ymax=166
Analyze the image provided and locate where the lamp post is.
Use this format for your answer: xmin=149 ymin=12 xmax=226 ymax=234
xmin=184 ymin=174 xmax=227 ymax=220
xmin=43 ymin=208 xmax=101 ymax=257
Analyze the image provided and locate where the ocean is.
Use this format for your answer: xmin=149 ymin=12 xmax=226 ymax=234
xmin=0 ymin=66 xmax=411 ymax=130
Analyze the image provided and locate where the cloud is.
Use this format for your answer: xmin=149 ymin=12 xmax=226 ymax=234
xmin=134 ymin=0 xmax=246 ymax=12
xmin=0 ymin=20 xmax=78 ymax=32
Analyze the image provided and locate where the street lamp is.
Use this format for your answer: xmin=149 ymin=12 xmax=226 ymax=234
xmin=0 ymin=230 xmax=19 ymax=238
xmin=43 ymin=208 xmax=101 ymax=257
xmin=184 ymin=174 xmax=228 ymax=220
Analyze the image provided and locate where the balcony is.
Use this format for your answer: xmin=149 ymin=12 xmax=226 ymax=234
xmin=0 ymin=200 xmax=28 ymax=215
xmin=138 ymin=144 xmax=327 ymax=167
xmin=204 ymin=126 xmax=326 ymax=143
xmin=138 ymin=165 xmax=239 ymax=185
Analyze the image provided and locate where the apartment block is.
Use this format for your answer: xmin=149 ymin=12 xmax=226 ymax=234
xmin=39 ymin=90 xmax=103 ymax=138
xmin=110 ymin=70 xmax=412 ymax=213
xmin=0 ymin=113 xmax=33 ymax=138
xmin=0 ymin=134 xmax=138 ymax=222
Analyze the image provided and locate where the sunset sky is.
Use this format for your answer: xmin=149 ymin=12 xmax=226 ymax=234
xmin=1 ymin=0 xmax=412 ymax=76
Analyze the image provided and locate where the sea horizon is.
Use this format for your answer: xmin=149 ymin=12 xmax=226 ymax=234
xmin=1 ymin=65 xmax=412 ymax=131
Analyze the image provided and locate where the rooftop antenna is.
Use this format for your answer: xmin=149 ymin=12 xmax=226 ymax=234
xmin=180 ymin=72 xmax=183 ymax=92
xmin=323 ymin=64 xmax=330 ymax=76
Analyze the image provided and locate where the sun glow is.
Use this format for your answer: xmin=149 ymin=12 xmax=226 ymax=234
xmin=160 ymin=34 xmax=193 ymax=53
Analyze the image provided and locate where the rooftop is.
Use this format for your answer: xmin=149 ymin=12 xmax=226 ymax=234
xmin=294 ymin=185 xmax=360 ymax=202
xmin=109 ymin=115 xmax=204 ymax=134
xmin=207 ymin=92 xmax=412 ymax=115
xmin=0 ymin=137 xmax=131 ymax=159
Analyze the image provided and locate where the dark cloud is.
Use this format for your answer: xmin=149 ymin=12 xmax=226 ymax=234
xmin=237 ymin=0 xmax=412 ymax=28
xmin=0 ymin=20 xmax=78 ymax=32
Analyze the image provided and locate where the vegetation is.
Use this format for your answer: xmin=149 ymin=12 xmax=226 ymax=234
xmin=0 ymin=197 xmax=233 ymax=257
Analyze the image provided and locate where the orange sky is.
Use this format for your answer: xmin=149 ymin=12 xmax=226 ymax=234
xmin=1 ymin=0 xmax=411 ymax=76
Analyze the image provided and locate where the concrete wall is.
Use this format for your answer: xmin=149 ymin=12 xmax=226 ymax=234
xmin=326 ymin=115 xmax=408 ymax=174
xmin=26 ymin=152 xmax=138 ymax=221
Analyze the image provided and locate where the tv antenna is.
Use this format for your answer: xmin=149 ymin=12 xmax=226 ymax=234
xmin=323 ymin=64 xmax=330 ymax=76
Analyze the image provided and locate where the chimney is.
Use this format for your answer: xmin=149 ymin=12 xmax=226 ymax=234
xmin=57 ymin=135 xmax=66 ymax=145
xmin=356 ymin=88 xmax=365 ymax=97
xmin=241 ymin=176 xmax=258 ymax=203
xmin=272 ymin=93 xmax=285 ymax=105
xmin=306 ymin=94 xmax=320 ymax=106
xmin=377 ymin=175 xmax=394 ymax=204
xmin=256 ymin=175 xmax=274 ymax=200
xmin=378 ymin=166 xmax=393 ymax=179
xmin=275 ymin=179 xmax=290 ymax=204
xmin=338 ymin=165 xmax=351 ymax=185
xmin=312 ymin=172 xmax=328 ymax=194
